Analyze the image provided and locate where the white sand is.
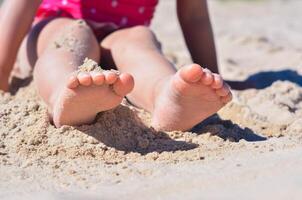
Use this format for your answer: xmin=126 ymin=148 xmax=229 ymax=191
xmin=0 ymin=0 xmax=302 ymax=199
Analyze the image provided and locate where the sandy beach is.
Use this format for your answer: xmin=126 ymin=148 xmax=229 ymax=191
xmin=0 ymin=0 xmax=302 ymax=199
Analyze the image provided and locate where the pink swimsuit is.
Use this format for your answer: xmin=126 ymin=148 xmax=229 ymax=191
xmin=36 ymin=0 xmax=158 ymax=28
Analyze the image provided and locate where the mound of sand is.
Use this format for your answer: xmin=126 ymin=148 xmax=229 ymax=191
xmin=1 ymin=78 xmax=301 ymax=167
xmin=1 ymin=75 xmax=302 ymax=196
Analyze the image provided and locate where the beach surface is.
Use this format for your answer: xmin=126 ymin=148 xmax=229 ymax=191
xmin=0 ymin=0 xmax=302 ymax=199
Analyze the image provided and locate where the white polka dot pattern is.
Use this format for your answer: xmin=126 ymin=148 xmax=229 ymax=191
xmin=43 ymin=3 xmax=50 ymax=8
xmin=120 ymin=17 xmax=128 ymax=25
xmin=36 ymin=0 xmax=158 ymax=28
xmin=111 ymin=0 xmax=118 ymax=8
xmin=138 ymin=6 xmax=145 ymax=14
xmin=62 ymin=0 xmax=68 ymax=6
xmin=90 ymin=8 xmax=96 ymax=14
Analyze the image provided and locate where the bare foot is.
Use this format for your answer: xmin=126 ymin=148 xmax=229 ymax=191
xmin=151 ymin=64 xmax=232 ymax=131
xmin=51 ymin=70 xmax=134 ymax=127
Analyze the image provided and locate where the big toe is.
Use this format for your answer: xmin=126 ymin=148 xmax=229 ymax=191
xmin=179 ymin=64 xmax=204 ymax=83
xmin=113 ymin=73 xmax=134 ymax=96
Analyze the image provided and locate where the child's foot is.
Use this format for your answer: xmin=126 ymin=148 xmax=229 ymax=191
xmin=151 ymin=64 xmax=232 ymax=131
xmin=52 ymin=71 xmax=134 ymax=127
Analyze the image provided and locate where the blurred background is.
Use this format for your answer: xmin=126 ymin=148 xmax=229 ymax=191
xmin=151 ymin=0 xmax=302 ymax=89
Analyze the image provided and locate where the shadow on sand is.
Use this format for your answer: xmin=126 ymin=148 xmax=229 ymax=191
xmin=77 ymin=111 xmax=266 ymax=155
xmin=75 ymin=107 xmax=199 ymax=154
xmin=77 ymin=126 xmax=199 ymax=155
xmin=227 ymin=69 xmax=302 ymax=90
xmin=192 ymin=114 xmax=267 ymax=142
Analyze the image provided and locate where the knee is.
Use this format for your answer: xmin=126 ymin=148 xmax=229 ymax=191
xmin=59 ymin=19 xmax=93 ymax=34
xmin=55 ymin=19 xmax=97 ymax=44
xmin=51 ymin=19 xmax=100 ymax=61
xmin=126 ymin=25 xmax=156 ymax=41
xmin=104 ymin=25 xmax=160 ymax=53
xmin=123 ymin=26 xmax=159 ymax=48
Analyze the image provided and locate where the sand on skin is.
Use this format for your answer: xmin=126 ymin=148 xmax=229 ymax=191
xmin=0 ymin=0 xmax=302 ymax=199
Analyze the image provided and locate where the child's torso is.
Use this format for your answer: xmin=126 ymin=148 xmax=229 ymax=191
xmin=37 ymin=0 xmax=159 ymax=27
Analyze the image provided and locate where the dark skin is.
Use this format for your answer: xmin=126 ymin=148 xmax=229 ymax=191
xmin=177 ymin=0 xmax=218 ymax=73
xmin=0 ymin=0 xmax=219 ymax=91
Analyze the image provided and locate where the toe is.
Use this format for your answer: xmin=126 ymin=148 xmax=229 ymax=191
xmin=211 ymin=74 xmax=224 ymax=89
xmin=179 ymin=64 xmax=203 ymax=83
xmin=221 ymin=93 xmax=232 ymax=104
xmin=113 ymin=73 xmax=134 ymax=96
xmin=91 ymin=71 xmax=105 ymax=85
xmin=201 ymin=68 xmax=214 ymax=85
xmin=104 ymin=71 xmax=118 ymax=84
xmin=67 ymin=75 xmax=80 ymax=89
xmin=77 ymin=72 xmax=92 ymax=86
xmin=216 ymin=83 xmax=231 ymax=97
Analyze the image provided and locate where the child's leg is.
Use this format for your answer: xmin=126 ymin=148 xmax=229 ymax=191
xmin=23 ymin=18 xmax=134 ymax=127
xmin=101 ymin=26 xmax=232 ymax=131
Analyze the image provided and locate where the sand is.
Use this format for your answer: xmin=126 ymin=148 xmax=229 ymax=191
xmin=1 ymin=0 xmax=302 ymax=199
